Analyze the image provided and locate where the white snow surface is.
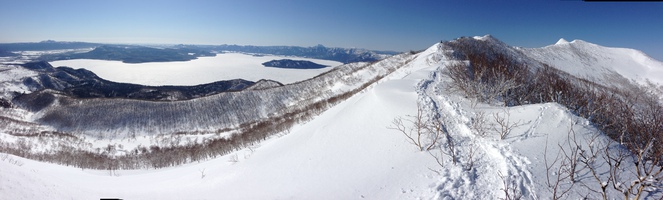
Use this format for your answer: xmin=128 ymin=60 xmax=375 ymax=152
xmin=521 ymin=39 xmax=663 ymax=87
xmin=49 ymin=53 xmax=343 ymax=85
xmin=555 ymin=38 xmax=569 ymax=45
xmin=0 ymin=41 xmax=656 ymax=199
xmin=0 ymin=64 xmax=37 ymax=99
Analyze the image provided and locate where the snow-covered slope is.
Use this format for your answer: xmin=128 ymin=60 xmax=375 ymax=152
xmin=0 ymin=64 xmax=38 ymax=100
xmin=1 ymin=38 xmax=660 ymax=199
xmin=17 ymin=53 xmax=414 ymax=139
xmin=520 ymin=39 xmax=663 ymax=87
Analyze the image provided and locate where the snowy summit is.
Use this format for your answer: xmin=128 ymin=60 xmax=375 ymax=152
xmin=555 ymin=38 xmax=569 ymax=45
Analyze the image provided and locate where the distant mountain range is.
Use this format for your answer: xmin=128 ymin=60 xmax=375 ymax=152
xmin=0 ymin=40 xmax=100 ymax=51
xmin=203 ymin=44 xmax=397 ymax=63
xmin=0 ymin=41 xmax=399 ymax=64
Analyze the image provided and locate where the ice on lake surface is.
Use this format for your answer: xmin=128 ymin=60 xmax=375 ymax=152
xmin=49 ymin=53 xmax=343 ymax=86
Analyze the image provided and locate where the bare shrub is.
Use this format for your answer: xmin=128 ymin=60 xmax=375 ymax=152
xmin=491 ymin=110 xmax=525 ymax=140
xmin=608 ymin=140 xmax=663 ymax=199
xmin=388 ymin=102 xmax=430 ymax=151
xmin=428 ymin=114 xmax=458 ymax=165
xmin=463 ymin=139 xmax=480 ymax=171
xmin=443 ymin=40 xmax=528 ymax=106
xmin=425 ymin=116 xmax=448 ymax=152
xmin=0 ymin=153 xmax=24 ymax=166
xmin=199 ymin=168 xmax=206 ymax=179
xmin=442 ymin=133 xmax=458 ymax=165
xmin=564 ymin=130 xmax=663 ymax=200
xmin=428 ymin=149 xmax=445 ymax=173
xmin=576 ymin=133 xmax=613 ymax=200
xmin=543 ymin=124 xmax=584 ymax=199
xmin=558 ymin=126 xmax=583 ymax=183
xmin=498 ymin=171 xmax=523 ymax=200
xmin=426 ymin=128 xmax=463 ymax=171
xmin=544 ymin=135 xmax=575 ymax=199
xmin=391 ymin=102 xmax=454 ymax=169
xmin=228 ymin=154 xmax=238 ymax=163
xmin=471 ymin=111 xmax=490 ymax=137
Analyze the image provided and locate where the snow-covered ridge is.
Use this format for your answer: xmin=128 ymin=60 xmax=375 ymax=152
xmin=17 ymin=53 xmax=416 ymax=138
xmin=555 ymin=38 xmax=569 ymax=45
xmin=454 ymin=36 xmax=663 ymax=90
xmin=521 ymin=38 xmax=663 ymax=87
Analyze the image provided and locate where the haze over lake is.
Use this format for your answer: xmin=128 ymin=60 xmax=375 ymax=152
xmin=49 ymin=53 xmax=342 ymax=86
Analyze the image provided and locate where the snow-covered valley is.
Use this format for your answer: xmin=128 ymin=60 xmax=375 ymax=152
xmin=1 ymin=36 xmax=662 ymax=199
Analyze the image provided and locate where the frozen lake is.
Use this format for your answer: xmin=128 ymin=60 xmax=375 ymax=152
xmin=49 ymin=53 xmax=342 ymax=86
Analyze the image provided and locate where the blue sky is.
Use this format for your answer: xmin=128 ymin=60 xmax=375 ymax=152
xmin=1 ymin=0 xmax=662 ymax=60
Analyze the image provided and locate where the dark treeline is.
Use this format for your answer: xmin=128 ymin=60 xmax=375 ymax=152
xmin=443 ymin=37 xmax=663 ymax=164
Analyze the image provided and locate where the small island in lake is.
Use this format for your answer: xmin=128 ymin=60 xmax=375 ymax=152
xmin=262 ymin=59 xmax=329 ymax=69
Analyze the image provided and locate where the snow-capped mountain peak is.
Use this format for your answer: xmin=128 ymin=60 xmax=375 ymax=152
xmin=472 ymin=34 xmax=495 ymax=41
xmin=522 ymin=38 xmax=663 ymax=86
xmin=555 ymin=38 xmax=569 ymax=45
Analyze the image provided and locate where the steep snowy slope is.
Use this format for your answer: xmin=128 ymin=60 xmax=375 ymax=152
xmin=14 ymin=53 xmax=414 ymax=139
xmin=2 ymin=40 xmax=652 ymax=199
xmin=521 ymin=39 xmax=663 ymax=87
